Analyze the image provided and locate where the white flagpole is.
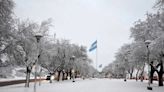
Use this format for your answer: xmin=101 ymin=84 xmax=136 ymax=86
xmin=96 ymin=40 xmax=98 ymax=70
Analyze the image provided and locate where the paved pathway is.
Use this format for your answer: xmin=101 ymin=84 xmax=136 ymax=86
xmin=0 ymin=78 xmax=163 ymax=92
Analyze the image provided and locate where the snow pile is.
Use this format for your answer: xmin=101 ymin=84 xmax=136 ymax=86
xmin=0 ymin=67 xmax=13 ymax=78
xmin=0 ymin=66 xmax=26 ymax=80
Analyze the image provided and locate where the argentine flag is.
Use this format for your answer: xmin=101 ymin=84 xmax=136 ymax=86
xmin=89 ymin=40 xmax=97 ymax=52
xmin=99 ymin=64 xmax=102 ymax=68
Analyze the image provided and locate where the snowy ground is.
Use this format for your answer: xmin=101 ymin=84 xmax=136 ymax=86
xmin=0 ymin=78 xmax=164 ymax=92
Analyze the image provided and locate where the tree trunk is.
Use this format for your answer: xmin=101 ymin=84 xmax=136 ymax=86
xmin=150 ymin=69 xmax=155 ymax=84
xmin=158 ymin=61 xmax=163 ymax=86
xmin=140 ymin=71 xmax=144 ymax=82
xmin=66 ymin=71 xmax=69 ymax=80
xmin=50 ymin=74 xmax=52 ymax=83
xmin=136 ymin=69 xmax=139 ymax=81
xmin=65 ymin=71 xmax=68 ymax=80
xmin=39 ymin=69 xmax=42 ymax=85
xmin=25 ymin=72 xmax=30 ymax=87
xmin=75 ymin=71 xmax=77 ymax=78
xmin=70 ymin=69 xmax=72 ymax=79
xmin=158 ymin=72 xmax=163 ymax=86
xmin=149 ymin=61 xmax=155 ymax=84
xmin=130 ymin=73 xmax=133 ymax=79
xmin=140 ymin=63 xmax=145 ymax=82
xmin=92 ymin=74 xmax=94 ymax=78
xmin=62 ymin=71 xmax=65 ymax=81
xmin=129 ymin=67 xmax=134 ymax=79
xmin=57 ymin=71 xmax=61 ymax=81
xmin=25 ymin=66 xmax=31 ymax=87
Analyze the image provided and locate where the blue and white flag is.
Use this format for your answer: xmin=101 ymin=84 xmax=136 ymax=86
xmin=99 ymin=64 xmax=102 ymax=68
xmin=89 ymin=40 xmax=97 ymax=52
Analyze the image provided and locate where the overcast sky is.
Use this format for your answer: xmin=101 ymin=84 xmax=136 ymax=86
xmin=14 ymin=0 xmax=156 ymax=70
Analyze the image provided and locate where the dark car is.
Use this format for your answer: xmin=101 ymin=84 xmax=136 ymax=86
xmin=46 ymin=75 xmax=51 ymax=80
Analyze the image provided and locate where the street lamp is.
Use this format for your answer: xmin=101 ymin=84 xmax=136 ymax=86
xmin=82 ymin=57 xmax=87 ymax=79
xmin=115 ymin=64 xmax=119 ymax=78
xmin=70 ymin=55 xmax=75 ymax=82
xmin=124 ymin=51 xmax=130 ymax=82
xmin=35 ymin=34 xmax=43 ymax=43
xmin=72 ymin=69 xmax=75 ymax=82
xmin=34 ymin=34 xmax=43 ymax=92
xmin=145 ymin=40 xmax=152 ymax=90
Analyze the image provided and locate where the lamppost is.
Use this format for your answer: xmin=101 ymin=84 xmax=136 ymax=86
xmin=115 ymin=64 xmax=119 ymax=78
xmin=70 ymin=55 xmax=75 ymax=82
xmin=34 ymin=34 xmax=42 ymax=92
xmin=145 ymin=40 xmax=152 ymax=90
xmin=82 ymin=57 xmax=87 ymax=79
xmin=124 ymin=51 xmax=130 ymax=81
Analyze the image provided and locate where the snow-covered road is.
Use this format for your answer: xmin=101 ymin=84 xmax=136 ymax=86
xmin=0 ymin=78 xmax=163 ymax=92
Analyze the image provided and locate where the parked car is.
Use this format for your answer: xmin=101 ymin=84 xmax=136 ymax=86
xmin=153 ymin=76 xmax=158 ymax=80
xmin=46 ymin=75 xmax=51 ymax=80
